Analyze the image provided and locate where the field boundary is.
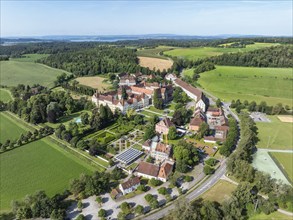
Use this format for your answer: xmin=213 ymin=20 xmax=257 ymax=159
xmin=268 ymin=152 xmax=292 ymax=185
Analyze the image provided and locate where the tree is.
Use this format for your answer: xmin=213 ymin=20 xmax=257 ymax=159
xmin=96 ymin=196 xmax=103 ymax=207
xmin=134 ymin=205 xmax=144 ymax=215
xmin=196 ymin=122 xmax=209 ymax=139
xmin=134 ymin=114 xmax=144 ymax=125
xmin=158 ymin=187 xmax=168 ymax=195
xmin=143 ymin=124 xmax=156 ymax=141
xmin=168 ymin=126 xmax=177 ymax=140
xmin=205 ymin=158 xmax=218 ymax=167
xmin=120 ymin=202 xmax=131 ymax=214
xmin=76 ymin=214 xmax=86 ymax=220
xmin=149 ymin=178 xmax=162 ymax=187
xmin=203 ymin=165 xmax=215 ymax=175
xmin=77 ymin=200 xmax=83 ymax=211
xmin=153 ymin=89 xmax=163 ymax=109
xmin=80 ymin=112 xmax=89 ymax=125
xmin=216 ymin=98 xmax=222 ymax=107
xmin=137 ymin=185 xmax=147 ymax=192
xmin=121 ymin=87 xmax=128 ymax=100
xmin=98 ymin=209 xmax=107 ymax=218
xmin=50 ymin=209 xmax=66 ymax=220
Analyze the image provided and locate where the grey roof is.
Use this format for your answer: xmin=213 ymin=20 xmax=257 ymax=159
xmin=114 ymin=148 xmax=143 ymax=164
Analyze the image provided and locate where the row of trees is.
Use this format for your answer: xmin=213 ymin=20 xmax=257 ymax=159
xmin=219 ymin=117 xmax=239 ymax=156
xmin=231 ymin=99 xmax=292 ymax=114
xmin=0 ymin=127 xmax=53 ymax=153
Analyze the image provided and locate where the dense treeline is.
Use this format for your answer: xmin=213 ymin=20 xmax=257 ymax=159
xmin=165 ymin=114 xmax=293 ymax=220
xmin=209 ymin=45 xmax=293 ymax=67
xmin=7 ymin=89 xmax=94 ymax=124
xmin=219 ymin=117 xmax=239 ymax=156
xmin=39 ymin=46 xmax=154 ymax=76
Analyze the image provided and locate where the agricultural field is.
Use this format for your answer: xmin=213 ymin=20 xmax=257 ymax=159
xmin=0 ymin=112 xmax=28 ymax=143
xmin=256 ymin=116 xmax=293 ymax=150
xmin=197 ymin=66 xmax=293 ymax=106
xmin=270 ymin=152 xmax=293 ymax=183
xmin=0 ymin=88 xmax=13 ymax=103
xmin=0 ymin=137 xmax=94 ymax=211
xmin=136 ymin=46 xmax=175 ymax=59
xmin=138 ymin=56 xmax=173 ymax=71
xmin=75 ymin=76 xmax=112 ymax=91
xmin=164 ymin=43 xmax=279 ymax=60
xmin=10 ymin=53 xmax=50 ymax=62
xmin=0 ymin=61 xmax=69 ymax=88
xmin=201 ymin=180 xmax=237 ymax=203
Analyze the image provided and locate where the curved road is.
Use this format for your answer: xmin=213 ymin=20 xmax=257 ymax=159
xmin=144 ymin=162 xmax=227 ymax=219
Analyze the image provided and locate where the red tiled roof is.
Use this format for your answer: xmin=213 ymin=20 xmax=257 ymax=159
xmin=190 ymin=117 xmax=204 ymax=126
xmin=155 ymin=143 xmax=170 ymax=154
xmin=120 ymin=177 xmax=140 ymax=190
xmin=174 ymin=78 xmax=202 ymax=99
xmin=136 ymin=161 xmax=160 ymax=177
xmin=158 ymin=162 xmax=173 ymax=179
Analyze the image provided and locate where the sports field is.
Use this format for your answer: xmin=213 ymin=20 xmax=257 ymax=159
xmin=0 ymin=88 xmax=13 ymax=103
xmin=270 ymin=152 xmax=293 ymax=183
xmin=256 ymin=116 xmax=293 ymax=150
xmin=201 ymin=180 xmax=237 ymax=203
xmin=197 ymin=66 xmax=293 ymax=106
xmin=164 ymin=43 xmax=279 ymax=60
xmin=0 ymin=112 xmax=28 ymax=143
xmin=0 ymin=137 xmax=94 ymax=211
xmin=0 ymin=61 xmax=70 ymax=88
xmin=10 ymin=53 xmax=50 ymax=62
xmin=75 ymin=76 xmax=112 ymax=91
xmin=138 ymin=56 xmax=173 ymax=71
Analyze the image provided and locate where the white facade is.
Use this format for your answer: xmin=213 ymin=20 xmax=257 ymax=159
xmin=196 ymin=99 xmax=206 ymax=112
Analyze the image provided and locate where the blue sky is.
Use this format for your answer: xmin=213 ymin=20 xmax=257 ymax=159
xmin=1 ymin=1 xmax=292 ymax=37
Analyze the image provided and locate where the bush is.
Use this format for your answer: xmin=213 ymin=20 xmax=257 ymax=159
xmin=148 ymin=178 xmax=162 ymax=187
xmin=144 ymin=194 xmax=154 ymax=203
xmin=184 ymin=175 xmax=193 ymax=182
xmin=158 ymin=187 xmax=168 ymax=195
xmin=134 ymin=205 xmax=144 ymax=215
xmin=98 ymin=209 xmax=107 ymax=217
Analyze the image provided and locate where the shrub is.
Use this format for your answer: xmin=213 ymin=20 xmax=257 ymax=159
xmin=98 ymin=209 xmax=107 ymax=218
xmin=203 ymin=165 xmax=215 ymax=175
xmin=205 ymin=158 xmax=218 ymax=167
xmin=148 ymin=178 xmax=162 ymax=187
xmin=158 ymin=187 xmax=168 ymax=195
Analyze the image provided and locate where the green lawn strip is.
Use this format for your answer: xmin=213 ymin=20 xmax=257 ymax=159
xmin=0 ymin=60 xmax=71 ymax=88
xmin=136 ymin=46 xmax=174 ymax=59
xmin=256 ymin=116 xmax=293 ymax=150
xmin=0 ymin=112 xmax=30 ymax=143
xmin=148 ymin=106 xmax=165 ymax=114
xmin=0 ymin=88 xmax=13 ymax=102
xmin=0 ymin=138 xmax=93 ymax=211
xmin=268 ymin=152 xmax=293 ymax=184
xmin=197 ymin=66 xmax=292 ymax=106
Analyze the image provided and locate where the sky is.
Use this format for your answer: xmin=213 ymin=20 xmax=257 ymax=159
xmin=1 ymin=0 xmax=292 ymax=37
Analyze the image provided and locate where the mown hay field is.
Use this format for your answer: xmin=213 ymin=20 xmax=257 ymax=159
xmin=138 ymin=56 xmax=173 ymax=71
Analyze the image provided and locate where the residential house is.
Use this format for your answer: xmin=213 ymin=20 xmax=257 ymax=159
xmin=157 ymin=160 xmax=174 ymax=182
xmin=119 ymin=177 xmax=141 ymax=195
xmin=150 ymin=142 xmax=171 ymax=162
xmin=165 ymin=73 xmax=177 ymax=82
xmin=189 ymin=116 xmax=205 ymax=132
xmin=119 ymin=75 xmax=137 ymax=86
xmin=206 ymin=107 xmax=228 ymax=129
xmin=155 ymin=118 xmax=175 ymax=135
xmin=204 ymin=125 xmax=229 ymax=143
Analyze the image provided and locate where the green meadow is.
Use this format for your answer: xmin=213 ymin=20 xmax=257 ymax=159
xmin=137 ymin=46 xmax=175 ymax=59
xmin=270 ymin=152 xmax=293 ymax=183
xmin=10 ymin=53 xmax=50 ymax=62
xmin=256 ymin=116 xmax=293 ymax=150
xmin=196 ymin=66 xmax=292 ymax=106
xmin=0 ymin=88 xmax=13 ymax=103
xmin=0 ymin=137 xmax=94 ymax=211
xmin=0 ymin=112 xmax=28 ymax=143
xmin=164 ymin=43 xmax=279 ymax=60
xmin=0 ymin=60 xmax=70 ymax=88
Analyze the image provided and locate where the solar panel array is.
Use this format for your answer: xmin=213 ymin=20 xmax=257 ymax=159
xmin=115 ymin=148 xmax=143 ymax=164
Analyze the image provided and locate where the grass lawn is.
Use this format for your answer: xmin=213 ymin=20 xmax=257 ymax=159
xmin=0 ymin=137 xmax=94 ymax=211
xmin=75 ymin=76 xmax=112 ymax=91
xmin=0 ymin=88 xmax=13 ymax=103
xmin=249 ymin=211 xmax=292 ymax=220
xmin=270 ymin=152 xmax=293 ymax=183
xmin=136 ymin=46 xmax=175 ymax=59
xmin=10 ymin=53 xmax=50 ymax=62
xmin=201 ymin=180 xmax=237 ymax=203
xmin=0 ymin=112 xmax=28 ymax=143
xmin=197 ymin=66 xmax=293 ymax=106
xmin=164 ymin=43 xmax=279 ymax=60
xmin=0 ymin=61 xmax=70 ymax=88
xmin=256 ymin=116 xmax=293 ymax=150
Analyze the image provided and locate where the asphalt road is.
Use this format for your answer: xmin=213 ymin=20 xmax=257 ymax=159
xmin=144 ymin=162 xmax=227 ymax=220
